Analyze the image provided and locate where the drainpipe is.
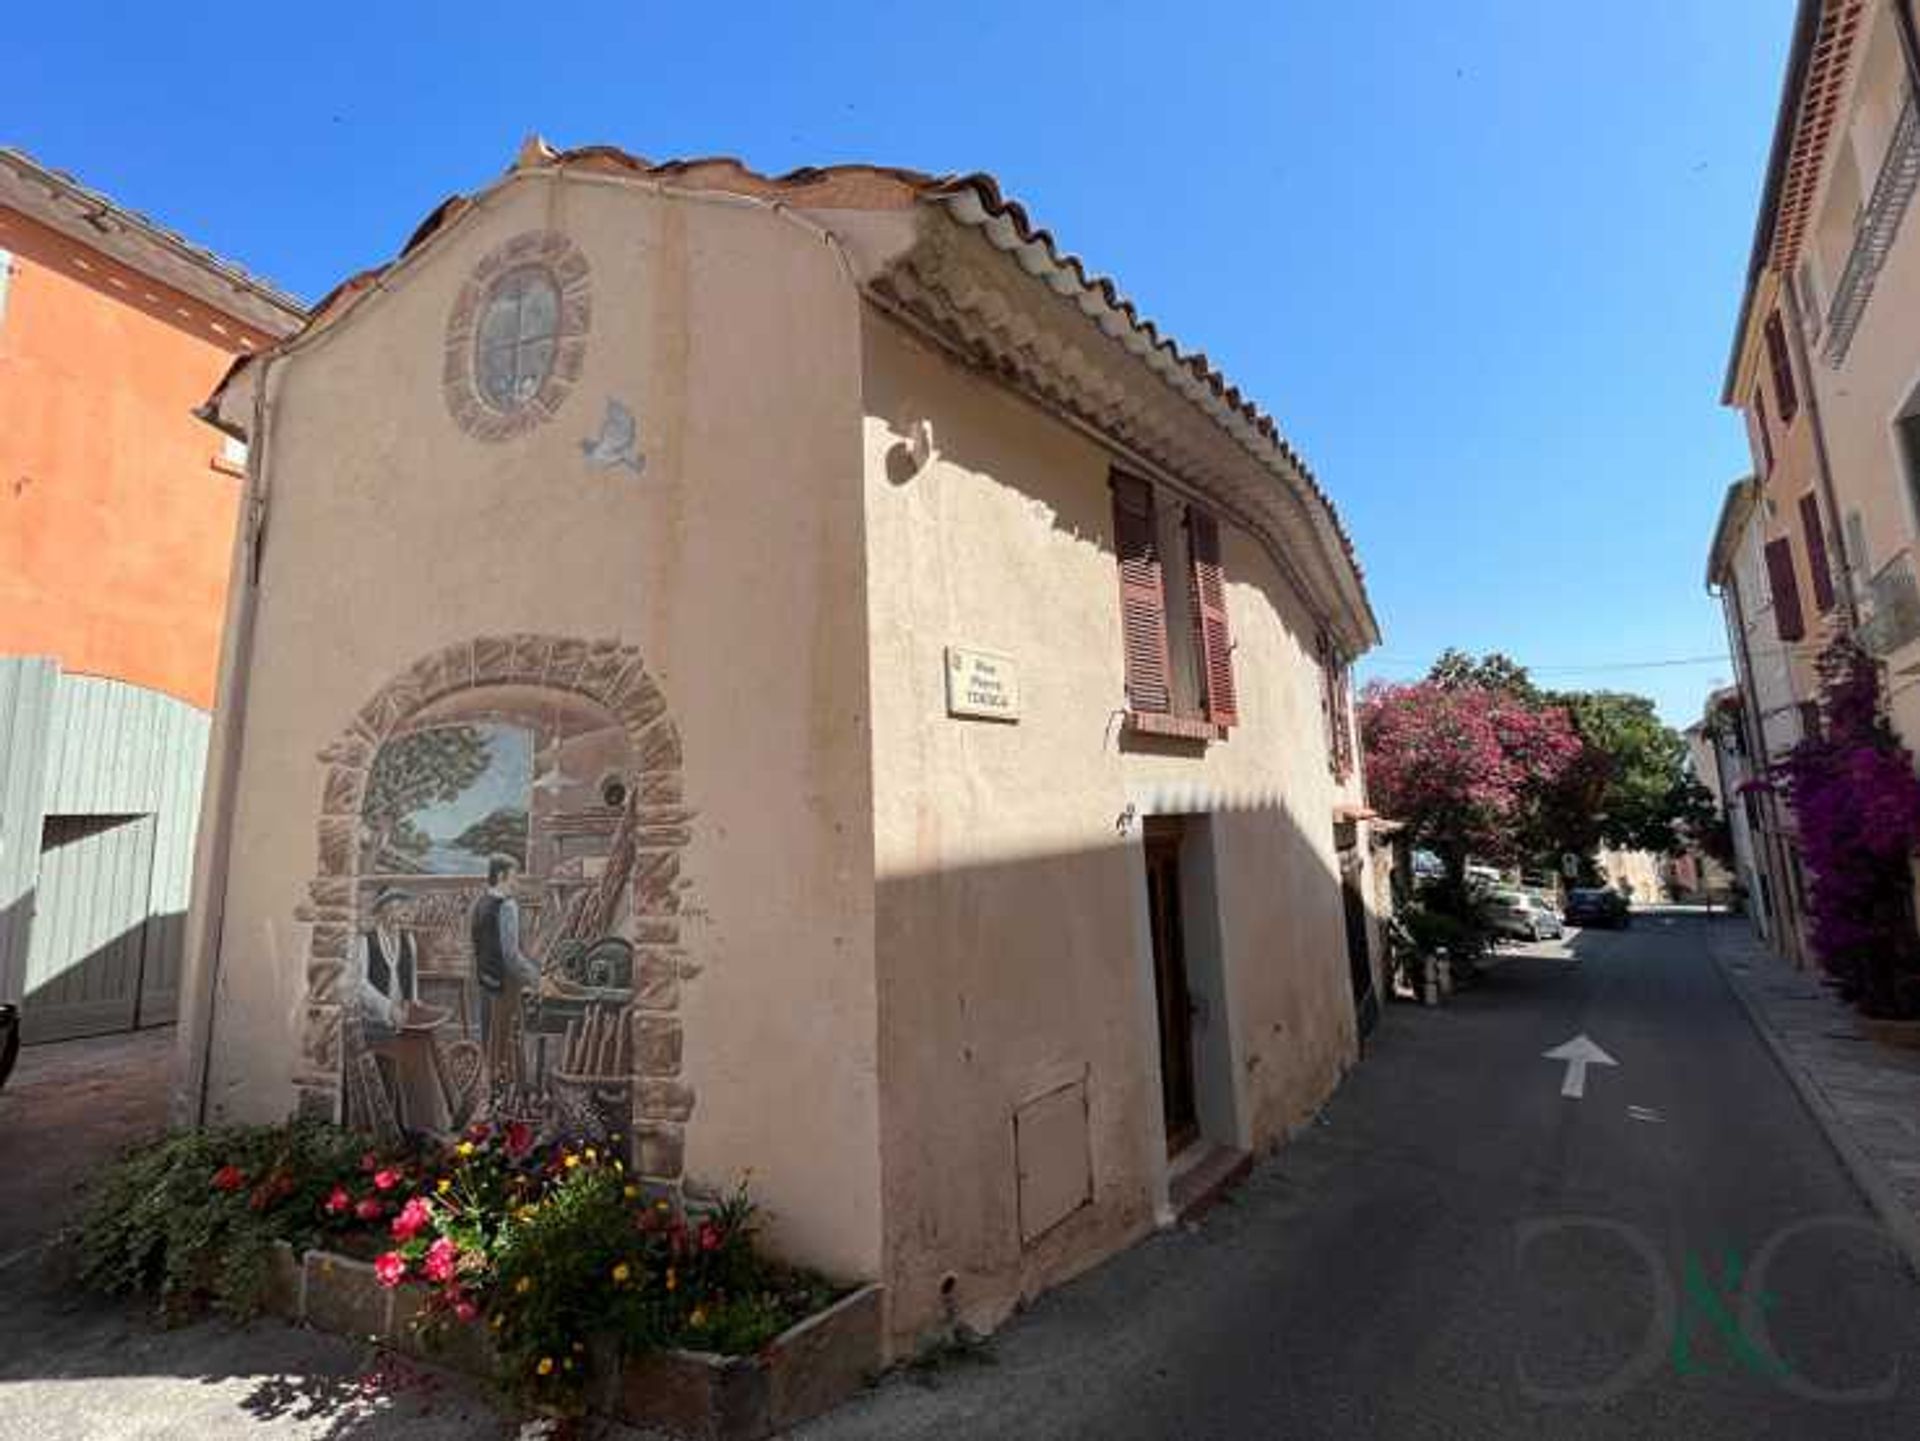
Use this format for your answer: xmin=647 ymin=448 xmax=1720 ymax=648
xmin=175 ymin=356 xmax=275 ymax=1126
xmin=1893 ymin=0 xmax=1920 ymax=100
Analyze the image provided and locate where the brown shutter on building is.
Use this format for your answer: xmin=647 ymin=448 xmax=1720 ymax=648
xmin=1187 ymin=508 xmax=1238 ymax=727
xmin=1764 ymin=313 xmax=1799 ymax=422
xmin=1764 ymin=536 xmax=1806 ymax=642
xmin=1798 ymin=493 xmax=1836 ymax=613
xmin=1112 ymin=475 xmax=1172 ymax=713
xmin=1750 ymin=389 xmax=1774 ymax=474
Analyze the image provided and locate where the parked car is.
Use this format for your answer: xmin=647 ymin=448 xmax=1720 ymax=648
xmin=1482 ymin=890 xmax=1565 ymax=942
xmin=1565 ymin=887 xmax=1631 ymax=929
xmin=0 ymin=1003 xmax=17 ymax=1091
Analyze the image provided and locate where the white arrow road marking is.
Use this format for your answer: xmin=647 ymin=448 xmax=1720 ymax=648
xmin=1543 ymin=1034 xmax=1618 ymax=1099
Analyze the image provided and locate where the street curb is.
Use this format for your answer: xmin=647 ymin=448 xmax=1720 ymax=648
xmin=1707 ymin=932 xmax=1920 ymax=1285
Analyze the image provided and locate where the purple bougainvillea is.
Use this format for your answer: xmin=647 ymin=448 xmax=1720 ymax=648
xmin=1778 ymin=639 xmax=1920 ymax=1017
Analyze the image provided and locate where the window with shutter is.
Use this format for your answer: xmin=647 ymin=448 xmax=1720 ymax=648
xmin=1764 ymin=537 xmax=1807 ymax=643
xmin=1751 ymin=388 xmax=1774 ymax=475
xmin=1798 ymin=493 xmax=1835 ymax=613
xmin=1111 ymin=475 xmax=1172 ymax=714
xmin=1186 ymin=508 xmax=1237 ymax=728
xmin=1318 ymin=633 xmax=1354 ymax=780
xmin=1764 ymin=313 xmax=1798 ymax=423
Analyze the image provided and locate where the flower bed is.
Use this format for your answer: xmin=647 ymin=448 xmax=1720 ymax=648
xmin=78 ymin=1121 xmax=880 ymax=1436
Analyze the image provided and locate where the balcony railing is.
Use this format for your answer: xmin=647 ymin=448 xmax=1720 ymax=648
xmin=1822 ymin=90 xmax=1920 ymax=367
xmin=1861 ymin=552 xmax=1920 ymax=656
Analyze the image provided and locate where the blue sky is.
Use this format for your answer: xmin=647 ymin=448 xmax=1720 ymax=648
xmin=12 ymin=2 xmax=1788 ymax=724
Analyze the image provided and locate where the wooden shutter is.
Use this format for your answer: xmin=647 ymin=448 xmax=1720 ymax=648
xmin=1798 ymin=493 xmax=1835 ymax=613
xmin=1764 ymin=537 xmax=1806 ymax=642
xmin=1112 ymin=475 xmax=1172 ymax=713
xmin=1750 ymin=388 xmax=1774 ymax=475
xmin=1187 ymin=508 xmax=1238 ymax=727
xmin=1765 ymin=313 xmax=1798 ymax=423
xmin=1332 ymin=658 xmax=1354 ymax=778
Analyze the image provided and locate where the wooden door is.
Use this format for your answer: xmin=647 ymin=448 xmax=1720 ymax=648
xmin=1144 ymin=822 xmax=1198 ymax=1154
xmin=1342 ymin=861 xmax=1379 ymax=1039
xmin=20 ymin=814 xmax=156 ymax=1043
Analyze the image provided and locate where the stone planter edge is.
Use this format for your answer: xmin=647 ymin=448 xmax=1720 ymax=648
xmin=265 ymin=1243 xmax=883 ymax=1438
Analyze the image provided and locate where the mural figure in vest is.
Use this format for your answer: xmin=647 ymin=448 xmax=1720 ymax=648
xmin=356 ymin=887 xmax=419 ymax=1040
xmin=353 ymin=886 xmax=435 ymax=1129
xmin=471 ymin=853 xmax=543 ymax=1093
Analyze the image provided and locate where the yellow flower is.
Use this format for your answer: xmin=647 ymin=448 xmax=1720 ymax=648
xmin=564 ymin=1358 xmax=575 ymax=1371
xmin=614 ymin=1159 xmax=625 ymax=1174
xmin=515 ymin=1276 xmax=533 ymax=1295
xmin=689 ymin=1307 xmax=708 ymax=1329
xmin=517 ymin=1205 xmax=538 ymax=1221
xmin=536 ymin=1357 xmax=554 ymax=1377
xmin=611 ymin=1262 xmax=632 ymax=1284
xmin=665 ymin=1269 xmax=677 ymax=1292
xmin=455 ymin=1141 xmax=475 ymax=1158
xmin=655 ymin=1200 xmax=670 ymax=1213
xmin=623 ymin=1184 xmax=639 ymax=1201
xmin=435 ymin=1178 xmax=452 ymax=1195
xmin=584 ymin=1147 xmax=597 ymax=1162
xmin=491 ymin=1316 xmax=504 ymax=1330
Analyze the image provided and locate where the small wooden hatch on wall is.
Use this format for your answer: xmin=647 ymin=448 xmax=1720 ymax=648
xmin=1014 ymin=1076 xmax=1093 ymax=1247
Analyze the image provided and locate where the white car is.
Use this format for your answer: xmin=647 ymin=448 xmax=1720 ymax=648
xmin=1483 ymin=890 xmax=1564 ymax=942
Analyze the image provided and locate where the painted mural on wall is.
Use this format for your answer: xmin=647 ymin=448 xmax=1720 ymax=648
xmin=296 ymin=635 xmax=696 ymax=1185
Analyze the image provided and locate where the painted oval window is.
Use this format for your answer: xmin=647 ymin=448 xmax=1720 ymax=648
xmin=474 ymin=267 xmax=561 ymax=411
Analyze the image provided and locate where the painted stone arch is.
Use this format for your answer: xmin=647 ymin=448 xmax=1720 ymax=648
xmin=294 ymin=634 xmax=695 ymax=1185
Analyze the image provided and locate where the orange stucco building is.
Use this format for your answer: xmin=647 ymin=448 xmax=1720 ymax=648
xmin=0 ymin=150 xmax=305 ymax=1045
xmin=0 ymin=148 xmax=305 ymax=707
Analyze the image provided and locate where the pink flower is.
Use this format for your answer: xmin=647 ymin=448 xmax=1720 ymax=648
xmin=372 ymin=1168 xmax=401 ymax=1193
xmin=466 ymin=1120 xmax=492 ymax=1144
xmin=453 ymin=1299 xmax=479 ymax=1323
xmin=698 ymin=1223 xmax=721 ymax=1253
xmin=374 ymin=1251 xmax=408 ymax=1288
xmin=424 ymin=1236 xmax=460 ymax=1283
xmin=361 ymin=1151 xmax=379 ymax=1173
xmin=355 ymin=1197 xmax=384 ymax=1221
xmin=324 ymin=1185 xmax=352 ymax=1216
xmin=503 ymin=1120 xmax=534 ymax=1158
xmin=390 ymin=1196 xmax=433 ymax=1242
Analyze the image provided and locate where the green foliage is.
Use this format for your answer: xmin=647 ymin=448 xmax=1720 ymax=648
xmin=77 ymin=1120 xmax=388 ymax=1321
xmin=80 ymin=1119 xmax=840 ymax=1414
xmin=362 ymin=724 xmax=492 ymax=869
xmin=452 ymin=807 xmax=529 ymax=866
xmin=1415 ymin=652 xmax=1711 ymax=866
xmin=1550 ymin=691 xmax=1697 ymax=855
xmin=382 ymin=1128 xmax=839 ymax=1411
xmin=1398 ymin=904 xmax=1491 ymax=967
xmin=1427 ymin=648 xmax=1540 ymax=702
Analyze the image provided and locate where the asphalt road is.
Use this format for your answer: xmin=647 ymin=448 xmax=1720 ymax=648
xmin=802 ymin=912 xmax=1920 ymax=1440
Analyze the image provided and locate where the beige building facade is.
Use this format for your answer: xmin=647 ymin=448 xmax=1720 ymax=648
xmin=1720 ymin=0 xmax=1920 ymax=961
xmin=1706 ymin=477 xmax=1815 ymax=958
xmin=176 ymin=145 xmax=1381 ymax=1354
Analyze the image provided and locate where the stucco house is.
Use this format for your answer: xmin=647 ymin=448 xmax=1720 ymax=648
xmin=0 ymin=148 xmax=303 ymax=1044
xmin=178 ymin=140 xmax=1382 ymax=1354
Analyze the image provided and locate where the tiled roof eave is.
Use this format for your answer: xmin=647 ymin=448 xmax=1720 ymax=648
xmin=929 ymin=186 xmax=1379 ymax=654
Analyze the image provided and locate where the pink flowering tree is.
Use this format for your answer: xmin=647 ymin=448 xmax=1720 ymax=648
xmin=1360 ymin=679 xmax=1586 ymax=906
xmin=1778 ymin=639 xmax=1920 ymax=1017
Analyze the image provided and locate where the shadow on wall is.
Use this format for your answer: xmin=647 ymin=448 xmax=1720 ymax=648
xmin=2 ymin=879 xmax=186 ymax=1044
xmin=871 ymin=797 xmax=1369 ymax=1345
xmin=872 ymin=326 xmax=1333 ymax=700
